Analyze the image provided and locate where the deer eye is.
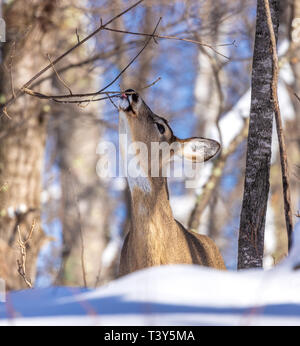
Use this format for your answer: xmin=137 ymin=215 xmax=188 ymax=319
xmin=155 ymin=122 xmax=165 ymax=134
xmin=131 ymin=93 xmax=138 ymax=103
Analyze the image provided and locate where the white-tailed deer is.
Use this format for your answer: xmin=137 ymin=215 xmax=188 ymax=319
xmin=118 ymin=89 xmax=226 ymax=276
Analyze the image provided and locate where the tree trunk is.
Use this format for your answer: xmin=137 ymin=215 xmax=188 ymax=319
xmin=237 ymin=0 xmax=280 ymax=269
xmin=54 ymin=99 xmax=112 ymax=287
xmin=0 ymin=1 xmax=57 ymax=289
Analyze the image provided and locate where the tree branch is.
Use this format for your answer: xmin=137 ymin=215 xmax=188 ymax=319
xmin=16 ymin=220 xmax=36 ymax=289
xmin=264 ymin=0 xmax=294 ymax=251
xmin=102 ymin=26 xmax=232 ymax=59
xmin=0 ymin=0 xmax=145 ymax=116
xmin=22 ymin=17 xmax=161 ymax=104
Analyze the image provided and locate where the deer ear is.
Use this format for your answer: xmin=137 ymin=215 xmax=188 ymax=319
xmin=176 ymin=137 xmax=220 ymax=162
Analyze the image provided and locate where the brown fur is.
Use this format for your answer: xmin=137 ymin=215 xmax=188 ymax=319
xmin=118 ymin=91 xmax=226 ymax=276
xmin=119 ymin=183 xmax=226 ymax=276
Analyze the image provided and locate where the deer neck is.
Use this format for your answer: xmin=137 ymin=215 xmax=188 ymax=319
xmin=130 ymin=177 xmax=173 ymax=226
xmin=129 ymin=177 xmax=179 ymax=264
xmin=119 ymin=110 xmax=178 ymax=256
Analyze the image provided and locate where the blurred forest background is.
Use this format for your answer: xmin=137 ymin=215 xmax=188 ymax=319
xmin=0 ymin=0 xmax=299 ymax=290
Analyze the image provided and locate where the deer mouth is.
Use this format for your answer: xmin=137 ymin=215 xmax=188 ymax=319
xmin=118 ymin=94 xmax=135 ymax=114
xmin=118 ymin=93 xmax=129 ymax=108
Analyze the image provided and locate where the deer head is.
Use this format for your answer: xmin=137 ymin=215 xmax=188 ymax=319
xmin=118 ymin=89 xmax=220 ymax=193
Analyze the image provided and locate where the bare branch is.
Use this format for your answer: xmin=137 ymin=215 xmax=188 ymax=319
xmin=102 ymin=26 xmax=232 ymax=59
xmin=0 ymin=0 xmax=145 ymax=116
xmin=47 ymin=54 xmax=73 ymax=95
xmin=29 ymin=39 xmax=143 ymax=89
xmin=16 ymin=220 xmax=36 ymax=289
xmin=5 ymin=12 xmax=232 ymax=108
xmin=2 ymin=107 xmax=12 ymax=119
xmin=98 ymin=17 xmax=161 ymax=93
xmin=264 ymin=0 xmax=293 ymax=251
xmin=75 ymin=28 xmax=80 ymax=43
xmin=22 ymin=77 xmax=162 ymax=105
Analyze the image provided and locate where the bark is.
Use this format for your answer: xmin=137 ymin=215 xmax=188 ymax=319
xmin=0 ymin=0 xmax=57 ymax=289
xmin=237 ymin=0 xmax=280 ymax=269
xmin=264 ymin=0 xmax=293 ymax=251
xmin=265 ymin=0 xmax=298 ymax=265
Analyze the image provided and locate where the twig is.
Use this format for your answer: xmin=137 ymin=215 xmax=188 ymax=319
xmin=264 ymin=0 xmax=293 ymax=251
xmin=98 ymin=17 xmax=162 ymax=93
xmin=16 ymin=220 xmax=36 ymax=288
xmin=140 ymin=76 xmax=161 ymax=90
xmin=2 ymin=107 xmax=12 ymax=119
xmin=22 ymin=17 xmax=161 ymax=104
xmin=106 ymin=92 xmax=118 ymax=109
xmin=23 ymin=77 xmax=162 ymax=105
xmin=1 ymin=0 xmax=233 ymax=114
xmin=29 ymin=39 xmax=142 ymax=90
xmin=0 ymin=0 xmax=145 ymax=116
xmin=47 ymin=54 xmax=73 ymax=95
xmin=102 ymin=26 xmax=232 ymax=59
xmin=75 ymin=28 xmax=80 ymax=43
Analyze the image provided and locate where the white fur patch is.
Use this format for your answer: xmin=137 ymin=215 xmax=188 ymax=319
xmin=128 ymin=175 xmax=151 ymax=194
xmin=118 ymin=97 xmax=130 ymax=110
xmin=119 ymin=111 xmax=151 ymax=194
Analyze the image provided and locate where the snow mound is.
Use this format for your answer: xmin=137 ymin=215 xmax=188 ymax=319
xmin=0 ymin=261 xmax=300 ymax=326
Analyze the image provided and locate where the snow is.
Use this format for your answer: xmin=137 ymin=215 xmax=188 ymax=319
xmin=1 ymin=228 xmax=300 ymax=326
xmin=0 ymin=265 xmax=300 ymax=326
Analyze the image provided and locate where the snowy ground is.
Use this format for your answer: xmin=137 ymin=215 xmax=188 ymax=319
xmin=0 ymin=255 xmax=300 ymax=326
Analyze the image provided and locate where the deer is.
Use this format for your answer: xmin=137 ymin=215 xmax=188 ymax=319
xmin=118 ymin=89 xmax=226 ymax=276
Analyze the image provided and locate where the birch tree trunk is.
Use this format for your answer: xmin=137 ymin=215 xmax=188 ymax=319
xmin=237 ymin=0 xmax=279 ymax=269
